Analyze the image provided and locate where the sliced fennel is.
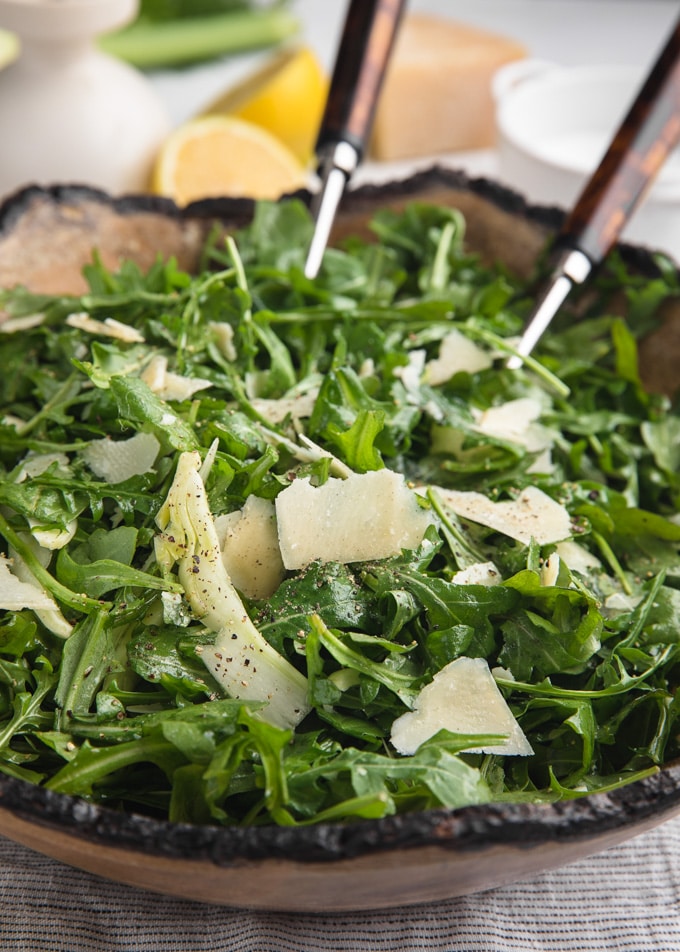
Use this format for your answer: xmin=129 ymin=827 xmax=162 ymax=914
xmin=155 ymin=450 xmax=309 ymax=730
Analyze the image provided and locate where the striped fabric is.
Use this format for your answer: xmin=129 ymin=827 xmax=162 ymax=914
xmin=1 ymin=816 xmax=679 ymax=951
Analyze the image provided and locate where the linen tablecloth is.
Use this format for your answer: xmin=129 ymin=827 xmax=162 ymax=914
xmin=1 ymin=815 xmax=679 ymax=951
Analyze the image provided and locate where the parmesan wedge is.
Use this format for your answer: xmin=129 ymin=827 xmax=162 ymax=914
xmin=390 ymin=656 xmax=533 ymax=756
xmin=371 ymin=14 xmax=526 ymax=160
xmin=435 ymin=485 xmax=571 ymax=546
xmin=275 ymin=469 xmax=431 ymax=570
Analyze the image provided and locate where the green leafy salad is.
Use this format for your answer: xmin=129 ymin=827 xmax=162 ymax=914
xmin=0 ymin=199 xmax=679 ymax=827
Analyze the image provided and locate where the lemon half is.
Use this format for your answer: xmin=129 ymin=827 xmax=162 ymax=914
xmin=151 ymin=114 xmax=308 ymax=206
xmin=200 ymin=45 xmax=327 ymax=164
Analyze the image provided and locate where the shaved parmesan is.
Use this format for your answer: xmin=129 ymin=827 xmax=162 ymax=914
xmin=424 ymin=330 xmax=493 ymax=385
xmin=452 ymin=561 xmax=501 ymax=586
xmin=2 ymin=414 xmax=23 ymax=429
xmin=209 ymin=322 xmax=237 ymax=361
xmin=472 ymin=397 xmax=555 ymax=474
xmin=390 ymin=656 xmax=533 ymax=756
xmin=540 ymin=552 xmax=560 ymax=587
xmin=7 ymin=546 xmax=73 ymax=638
xmin=30 ymin=520 xmax=77 ymax=550
xmin=141 ymin=355 xmax=212 ymax=402
xmin=140 ymin=354 xmax=166 ymax=392
xmin=394 ymin=349 xmax=426 ymax=394
xmin=275 ymin=470 xmax=432 ymax=570
xmin=0 ymin=313 xmax=45 ymax=333
xmin=435 ymin=485 xmax=571 ymax=546
xmin=555 ymin=540 xmax=602 ymax=575
xmin=250 ymin=389 xmax=319 ymax=424
xmin=16 ymin=452 xmax=70 ymax=482
xmin=214 ymin=496 xmax=285 ymax=599
xmin=358 ymin=358 xmax=376 ymax=378
xmin=0 ymin=555 xmax=58 ymax=612
xmin=66 ymin=312 xmax=144 ymax=343
xmin=15 ymin=453 xmax=77 ymax=549
xmin=83 ymin=431 xmax=160 ymax=484
xmin=603 ymin=592 xmax=643 ymax=617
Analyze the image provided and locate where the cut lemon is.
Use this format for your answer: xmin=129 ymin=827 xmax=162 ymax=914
xmin=0 ymin=30 xmax=19 ymax=71
xmin=151 ymin=115 xmax=308 ymax=206
xmin=200 ymin=45 xmax=327 ymax=164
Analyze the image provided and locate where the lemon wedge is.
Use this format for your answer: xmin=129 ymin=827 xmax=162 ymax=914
xmin=150 ymin=114 xmax=308 ymax=206
xmin=200 ymin=45 xmax=327 ymax=165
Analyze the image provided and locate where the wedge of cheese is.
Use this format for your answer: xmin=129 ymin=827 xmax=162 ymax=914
xmin=370 ymin=14 xmax=526 ymax=161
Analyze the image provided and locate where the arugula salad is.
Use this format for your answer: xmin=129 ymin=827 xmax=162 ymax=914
xmin=0 ymin=199 xmax=679 ymax=828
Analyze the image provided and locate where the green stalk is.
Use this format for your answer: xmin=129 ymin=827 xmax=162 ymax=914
xmin=592 ymin=530 xmax=633 ymax=595
xmin=15 ymin=372 xmax=79 ymax=438
xmin=99 ymin=9 xmax=299 ymax=69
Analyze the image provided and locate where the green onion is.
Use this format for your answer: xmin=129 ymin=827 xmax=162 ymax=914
xmin=100 ymin=8 xmax=300 ymax=69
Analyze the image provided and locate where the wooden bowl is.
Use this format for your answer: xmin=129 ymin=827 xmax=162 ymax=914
xmin=0 ymin=169 xmax=679 ymax=912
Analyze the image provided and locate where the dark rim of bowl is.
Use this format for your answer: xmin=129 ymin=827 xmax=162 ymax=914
xmin=0 ymin=166 xmax=664 ymax=282
xmin=2 ymin=760 xmax=680 ymax=866
xmin=0 ymin=167 xmax=676 ymax=867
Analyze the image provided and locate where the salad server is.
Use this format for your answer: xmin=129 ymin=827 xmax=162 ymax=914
xmin=508 ymin=14 xmax=680 ymax=368
xmin=304 ymin=0 xmax=407 ymax=279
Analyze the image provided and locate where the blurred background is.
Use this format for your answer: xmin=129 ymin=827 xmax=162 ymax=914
xmin=0 ymin=0 xmax=678 ymax=257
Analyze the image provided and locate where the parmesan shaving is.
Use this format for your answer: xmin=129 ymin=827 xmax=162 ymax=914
xmin=452 ymin=561 xmax=502 ymax=586
xmin=472 ymin=397 xmax=555 ymax=473
xmin=540 ymin=552 xmax=560 ymax=587
xmin=424 ymin=330 xmax=492 ymax=385
xmin=390 ymin=656 xmax=533 ymax=756
xmin=250 ymin=389 xmax=319 ymax=424
xmin=0 ymin=313 xmax=46 ymax=333
xmin=215 ymin=496 xmax=285 ymax=599
xmin=209 ymin=322 xmax=237 ymax=361
xmin=435 ymin=485 xmax=572 ymax=545
xmin=555 ymin=540 xmax=602 ymax=575
xmin=276 ymin=470 xmax=432 ymax=570
xmin=83 ymin=431 xmax=160 ymax=484
xmin=0 ymin=555 xmax=59 ymax=612
xmin=66 ymin=312 xmax=144 ymax=343
xmin=140 ymin=354 xmax=212 ymax=402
